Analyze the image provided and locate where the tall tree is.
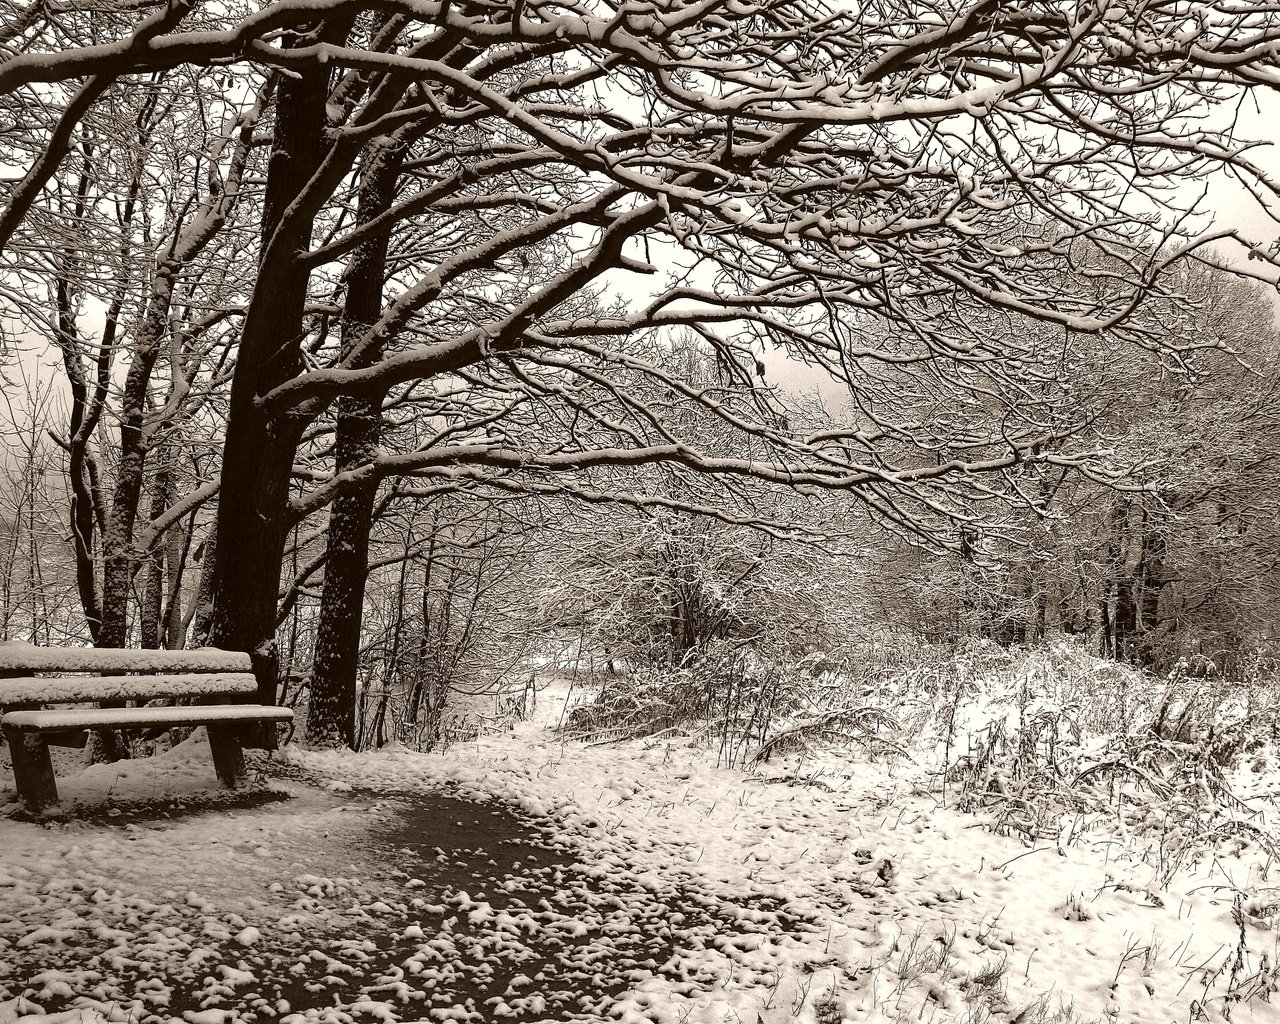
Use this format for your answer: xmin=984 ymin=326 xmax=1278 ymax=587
xmin=307 ymin=129 xmax=412 ymax=747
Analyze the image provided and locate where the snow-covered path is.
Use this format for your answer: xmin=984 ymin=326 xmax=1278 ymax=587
xmin=3 ymin=694 xmax=1279 ymax=1024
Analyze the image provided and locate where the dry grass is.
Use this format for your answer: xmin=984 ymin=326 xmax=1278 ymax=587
xmin=569 ymin=635 xmax=1280 ymax=873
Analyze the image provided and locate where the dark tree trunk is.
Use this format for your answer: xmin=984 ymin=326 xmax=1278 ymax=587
xmin=98 ymin=258 xmax=181 ymax=648
xmin=54 ymin=270 xmax=107 ymax=643
xmin=404 ymin=534 xmax=438 ymax=739
xmin=306 ymin=418 xmax=381 ymax=746
xmin=195 ymin=20 xmax=357 ymax=734
xmin=306 ymin=138 xmax=405 ymax=748
xmin=139 ymin=463 xmax=171 ymax=649
xmin=197 ymin=53 xmax=333 ymax=695
xmin=163 ymin=514 xmax=192 ymax=651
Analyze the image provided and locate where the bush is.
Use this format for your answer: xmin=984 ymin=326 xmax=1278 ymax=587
xmin=561 ymin=640 xmax=902 ymax=768
xmin=936 ymin=643 xmax=1280 ymax=874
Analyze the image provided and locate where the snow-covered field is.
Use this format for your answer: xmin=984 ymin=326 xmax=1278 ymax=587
xmin=3 ymin=680 xmax=1279 ymax=1024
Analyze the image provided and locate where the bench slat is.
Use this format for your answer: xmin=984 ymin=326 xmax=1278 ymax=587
xmin=3 ymin=704 xmax=293 ymax=732
xmin=0 ymin=672 xmax=259 ymax=706
xmin=0 ymin=646 xmax=252 ymax=675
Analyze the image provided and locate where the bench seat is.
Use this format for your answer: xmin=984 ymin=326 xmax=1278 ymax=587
xmin=0 ymin=646 xmax=252 ymax=674
xmin=3 ymin=704 xmax=294 ymax=732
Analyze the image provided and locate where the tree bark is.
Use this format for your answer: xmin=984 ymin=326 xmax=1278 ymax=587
xmin=98 ymin=258 xmax=180 ymax=648
xmin=163 ymin=512 xmax=191 ymax=651
xmin=305 ymin=137 xmax=405 ymax=748
xmin=195 ymin=19 xmax=353 ymax=725
xmin=306 ymin=411 xmax=381 ymax=746
xmin=139 ymin=462 xmax=171 ymax=649
xmin=54 ymin=270 xmax=106 ymax=643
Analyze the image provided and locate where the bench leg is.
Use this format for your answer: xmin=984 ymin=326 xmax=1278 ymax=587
xmin=207 ymin=725 xmax=247 ymax=788
xmin=4 ymin=726 xmax=58 ymax=811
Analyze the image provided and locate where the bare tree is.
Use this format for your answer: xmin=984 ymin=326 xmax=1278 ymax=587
xmin=3 ymin=0 xmax=1280 ymax=742
xmin=0 ymin=69 xmax=268 ymax=652
xmin=0 ymin=367 xmax=81 ymax=644
xmin=869 ymin=268 xmax=1280 ymax=669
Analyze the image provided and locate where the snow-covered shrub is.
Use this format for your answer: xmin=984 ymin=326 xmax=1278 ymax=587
xmin=551 ymin=510 xmax=892 ymax=762
xmin=562 ymin=640 xmax=901 ymax=767
xmin=940 ymin=642 xmax=1280 ymax=869
xmin=560 ymin=643 xmax=781 ymax=758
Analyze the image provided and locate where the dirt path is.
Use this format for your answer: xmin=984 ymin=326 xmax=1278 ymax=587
xmin=6 ymin=695 xmax=1277 ymax=1024
xmin=1 ymin=774 xmax=807 ymax=1024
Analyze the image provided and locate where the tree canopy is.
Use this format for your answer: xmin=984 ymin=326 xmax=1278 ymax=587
xmin=2 ymin=0 xmax=1279 ymax=743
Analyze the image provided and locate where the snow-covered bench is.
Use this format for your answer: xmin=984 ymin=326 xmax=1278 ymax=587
xmin=0 ymin=646 xmax=292 ymax=811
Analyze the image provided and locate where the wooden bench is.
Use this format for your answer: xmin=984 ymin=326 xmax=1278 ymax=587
xmin=0 ymin=645 xmax=293 ymax=812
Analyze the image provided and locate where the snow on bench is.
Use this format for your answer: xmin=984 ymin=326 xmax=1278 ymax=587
xmin=0 ymin=672 xmax=258 ymax=706
xmin=0 ymin=646 xmax=291 ymax=813
xmin=0 ymin=644 xmax=251 ymax=675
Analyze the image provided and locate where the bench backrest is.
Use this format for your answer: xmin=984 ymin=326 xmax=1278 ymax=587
xmin=0 ymin=645 xmax=256 ymax=706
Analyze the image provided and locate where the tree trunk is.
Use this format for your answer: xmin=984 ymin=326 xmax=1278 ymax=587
xmin=305 ymin=138 xmax=404 ymax=748
xmin=306 ymin=429 xmax=381 ymax=747
xmin=194 ymin=21 xmax=349 ymax=713
xmin=163 ymin=512 xmax=192 ymax=650
xmin=98 ymin=264 xmax=178 ymax=648
xmin=139 ymin=462 xmax=170 ymax=649
xmin=54 ymin=270 xmax=106 ymax=643
xmin=1108 ymin=500 xmax=1151 ymax=664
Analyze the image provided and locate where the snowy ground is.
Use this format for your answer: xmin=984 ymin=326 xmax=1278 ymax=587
xmin=3 ymin=681 xmax=1279 ymax=1024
